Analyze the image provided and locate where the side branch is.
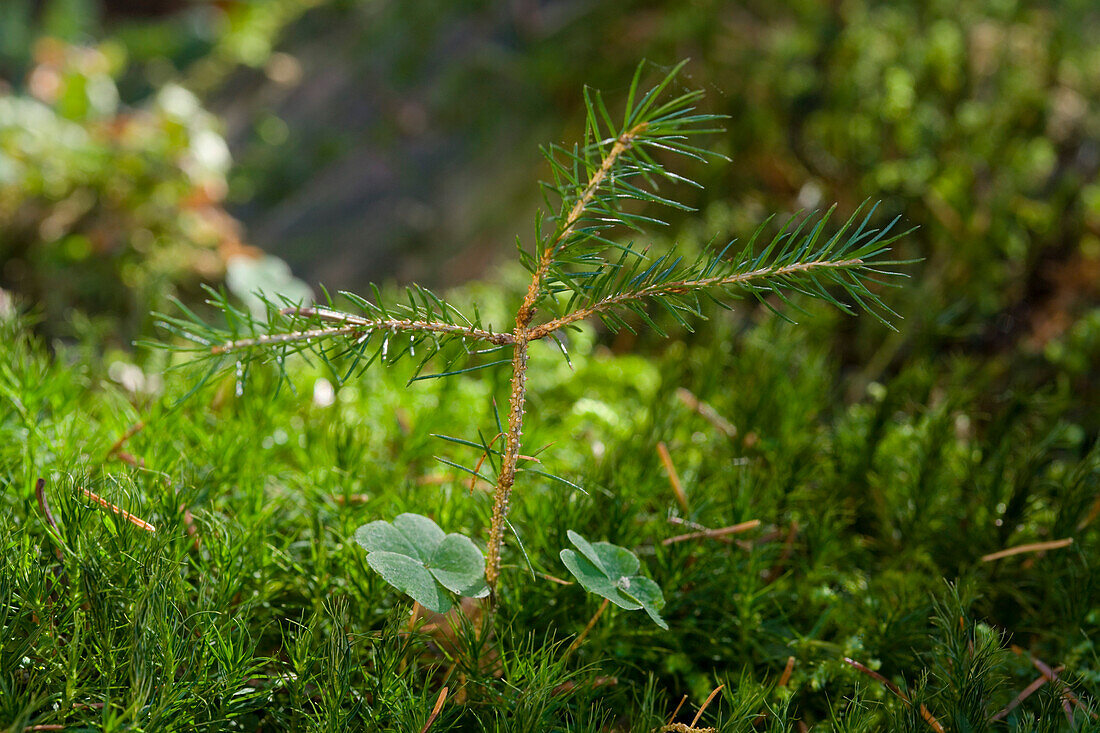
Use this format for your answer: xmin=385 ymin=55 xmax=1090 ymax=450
xmin=210 ymin=319 xmax=514 ymax=355
xmin=526 ymin=257 xmax=867 ymax=340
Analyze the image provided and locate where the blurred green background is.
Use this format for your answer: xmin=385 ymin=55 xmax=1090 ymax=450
xmin=1 ymin=0 xmax=1099 ymax=409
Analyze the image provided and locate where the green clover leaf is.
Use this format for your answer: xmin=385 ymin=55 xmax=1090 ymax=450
xmin=355 ymin=513 xmax=489 ymax=613
xmin=559 ymin=530 xmax=668 ymax=629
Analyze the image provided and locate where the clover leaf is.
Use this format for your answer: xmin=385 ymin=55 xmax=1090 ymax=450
xmin=355 ymin=513 xmax=489 ymax=614
xmin=559 ymin=530 xmax=668 ymax=629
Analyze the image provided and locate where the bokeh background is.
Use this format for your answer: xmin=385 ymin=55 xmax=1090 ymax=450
xmin=2 ymin=0 xmax=1099 ymax=420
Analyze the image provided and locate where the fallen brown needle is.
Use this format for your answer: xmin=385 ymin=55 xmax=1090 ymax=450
xmin=81 ymin=487 xmax=156 ymax=533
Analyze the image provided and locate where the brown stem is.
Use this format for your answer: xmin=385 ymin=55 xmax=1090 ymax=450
xmin=843 ymin=657 xmax=945 ymax=733
xmin=990 ymin=670 xmax=1058 ymax=722
xmin=778 ymin=656 xmax=796 ymax=688
xmin=980 ymin=537 xmax=1073 ymax=562
xmin=661 ymin=519 xmax=761 ymax=546
xmin=1016 ymin=647 xmax=1099 ymax=720
xmin=484 ymin=338 xmax=529 ymax=597
xmin=656 ymin=441 xmax=689 ymax=513
xmin=676 ymin=388 xmax=737 ymax=440
xmin=484 ymin=123 xmax=649 ymax=600
xmin=418 ymin=686 xmax=448 ymax=733
xmin=106 ymin=421 xmax=145 ymax=459
xmin=36 ymin=478 xmax=66 ymax=583
xmin=516 ymin=122 xmax=649 ymax=328
xmin=80 ymin=487 xmax=156 ymax=533
xmin=668 ymin=695 xmax=689 ymax=725
xmin=691 ymin=684 xmax=725 ymax=727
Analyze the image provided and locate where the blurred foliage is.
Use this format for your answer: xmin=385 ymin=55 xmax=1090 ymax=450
xmin=691 ymin=0 xmax=1100 ymax=352
xmin=0 ymin=0 xmax=318 ymax=340
xmin=0 ymin=0 xmax=321 ymax=96
xmin=0 ymin=38 xmax=240 ymax=339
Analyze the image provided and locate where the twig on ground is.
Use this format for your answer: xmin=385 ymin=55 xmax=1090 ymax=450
xmin=843 ymin=657 xmax=945 ymax=733
xmin=676 ymin=388 xmax=737 ymax=440
xmin=691 ymin=684 xmax=725 ymax=727
xmin=1011 ymin=646 xmax=1098 ymax=721
xmin=779 ymin=656 xmax=796 ymax=687
xmin=80 ymin=488 xmax=156 ymax=533
xmin=980 ymin=538 xmax=1073 ymax=562
xmin=106 ymin=420 xmax=147 ymax=469
xmin=990 ymin=669 xmax=1059 ymax=722
xmin=418 ymin=686 xmax=448 ymax=733
xmin=657 ymin=441 xmax=689 ymax=513
xmin=662 ymin=520 xmax=761 ymax=546
xmin=563 ymin=598 xmax=609 ymax=660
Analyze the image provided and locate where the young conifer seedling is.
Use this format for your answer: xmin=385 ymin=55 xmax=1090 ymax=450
xmin=156 ymin=61 xmax=908 ymax=625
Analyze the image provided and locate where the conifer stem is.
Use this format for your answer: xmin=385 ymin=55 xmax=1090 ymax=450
xmin=484 ymin=335 xmax=529 ymax=597
xmin=484 ymin=122 xmax=648 ymax=600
